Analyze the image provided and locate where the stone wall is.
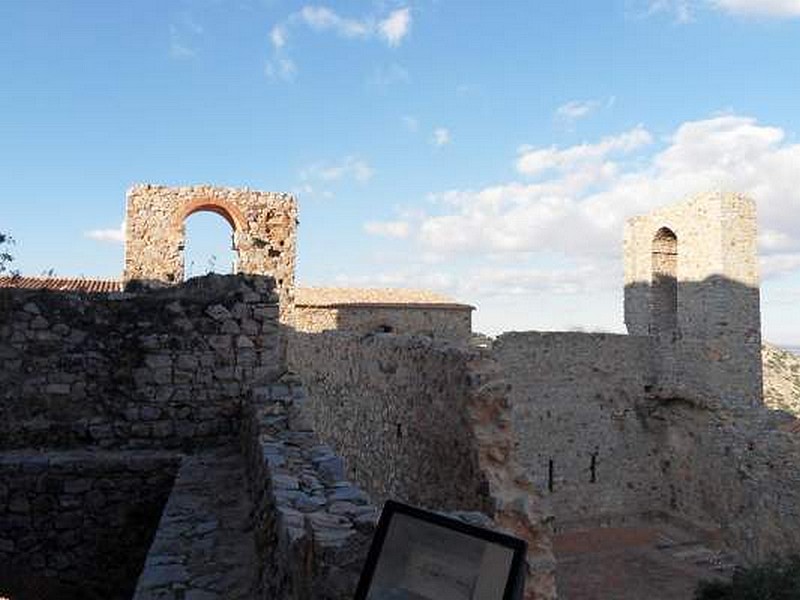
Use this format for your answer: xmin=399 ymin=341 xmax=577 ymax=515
xmin=493 ymin=329 xmax=800 ymax=565
xmin=124 ymin=185 xmax=297 ymax=321
xmin=293 ymin=304 xmax=473 ymax=342
xmin=0 ymin=451 xmax=178 ymax=600
xmin=288 ymin=331 xmax=556 ymax=599
xmin=0 ymin=274 xmax=283 ymax=450
xmin=288 ymin=331 xmax=492 ymax=512
xmin=241 ymin=380 xmax=377 ymax=600
xmin=653 ymin=405 xmax=800 ymax=563
xmin=493 ymin=332 xmax=663 ymax=527
xmin=623 ymin=192 xmax=762 ymax=409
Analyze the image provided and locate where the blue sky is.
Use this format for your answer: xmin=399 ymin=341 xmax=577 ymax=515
xmin=2 ymin=0 xmax=800 ymax=342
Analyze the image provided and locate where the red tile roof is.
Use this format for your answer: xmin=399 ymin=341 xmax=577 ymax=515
xmin=0 ymin=276 xmax=123 ymax=294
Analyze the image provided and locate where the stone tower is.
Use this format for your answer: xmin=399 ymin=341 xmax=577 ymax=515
xmin=623 ymin=192 xmax=762 ymax=409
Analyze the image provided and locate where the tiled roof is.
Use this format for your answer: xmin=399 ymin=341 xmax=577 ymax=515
xmin=295 ymin=287 xmax=473 ymax=310
xmin=0 ymin=276 xmax=123 ymax=294
xmin=0 ymin=277 xmax=474 ymax=308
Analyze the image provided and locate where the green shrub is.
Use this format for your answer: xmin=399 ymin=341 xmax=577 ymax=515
xmin=694 ymin=555 xmax=800 ymax=599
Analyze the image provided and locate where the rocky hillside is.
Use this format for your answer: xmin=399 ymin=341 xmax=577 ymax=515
xmin=763 ymin=343 xmax=800 ymax=416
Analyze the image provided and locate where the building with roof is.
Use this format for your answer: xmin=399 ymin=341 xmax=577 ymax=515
xmin=294 ymin=287 xmax=473 ymax=342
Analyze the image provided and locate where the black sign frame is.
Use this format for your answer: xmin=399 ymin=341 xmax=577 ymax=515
xmin=354 ymin=500 xmax=527 ymax=600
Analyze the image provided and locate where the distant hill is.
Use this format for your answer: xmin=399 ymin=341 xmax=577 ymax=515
xmin=763 ymin=343 xmax=800 ymax=416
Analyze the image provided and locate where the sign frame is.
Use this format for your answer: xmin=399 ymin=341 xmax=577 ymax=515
xmin=354 ymin=500 xmax=527 ymax=600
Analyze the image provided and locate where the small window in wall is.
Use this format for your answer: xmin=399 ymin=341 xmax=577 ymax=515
xmin=548 ymin=459 xmax=554 ymax=493
xmin=651 ymin=227 xmax=678 ymax=333
xmin=375 ymin=324 xmax=394 ymax=333
xmin=590 ymin=452 xmax=597 ymax=484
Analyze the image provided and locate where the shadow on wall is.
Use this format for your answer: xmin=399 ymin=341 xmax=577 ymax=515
xmin=624 ymin=275 xmax=762 ymax=411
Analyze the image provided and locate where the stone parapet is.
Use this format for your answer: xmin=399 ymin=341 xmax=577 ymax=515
xmin=0 ymin=274 xmax=284 ymax=450
xmin=241 ymin=380 xmax=377 ymax=600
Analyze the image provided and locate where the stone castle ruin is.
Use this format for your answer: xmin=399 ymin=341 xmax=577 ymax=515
xmin=1 ymin=186 xmax=798 ymax=599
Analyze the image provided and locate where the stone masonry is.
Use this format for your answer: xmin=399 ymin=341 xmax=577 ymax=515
xmin=3 ymin=188 xmax=800 ymax=599
xmin=0 ymin=451 xmax=179 ymax=600
xmin=624 ymin=191 xmax=762 ymax=409
xmin=124 ymin=185 xmax=297 ymax=321
xmin=293 ymin=287 xmax=473 ymax=342
xmin=0 ymin=274 xmax=283 ymax=450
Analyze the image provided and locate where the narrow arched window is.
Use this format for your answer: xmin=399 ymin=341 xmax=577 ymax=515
xmin=183 ymin=211 xmax=238 ymax=279
xmin=651 ymin=227 xmax=678 ymax=333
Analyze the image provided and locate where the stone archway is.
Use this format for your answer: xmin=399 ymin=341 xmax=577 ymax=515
xmin=123 ymin=184 xmax=297 ymax=318
xmin=178 ymin=200 xmax=242 ymax=278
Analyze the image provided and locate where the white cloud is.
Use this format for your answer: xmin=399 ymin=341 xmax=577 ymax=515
xmin=393 ymin=115 xmax=800 ymax=285
xmin=297 ymin=6 xmax=372 ymax=38
xmin=432 ymin=127 xmax=451 ymax=147
xmin=645 ymin=0 xmax=800 ymax=21
xmin=364 ymin=220 xmax=411 ymax=238
xmin=379 ymin=8 xmax=412 ymax=46
xmin=264 ymin=56 xmax=296 ymax=81
xmin=169 ymin=25 xmax=196 ymax=59
xmin=368 ymin=64 xmax=410 ymax=87
xmin=359 ymin=114 xmax=800 ymax=336
xmin=270 ymin=25 xmax=287 ymax=49
xmin=761 ymin=253 xmax=800 ymax=278
xmin=267 ymin=5 xmax=412 ymax=80
xmin=516 ymin=125 xmax=652 ymax=176
xmin=85 ymin=222 xmax=125 ymax=244
xmin=169 ymin=13 xmax=204 ymax=60
xmin=646 ymin=0 xmax=694 ymax=21
xmin=712 ymin=0 xmax=800 ymax=17
xmin=556 ymin=99 xmax=601 ymax=122
xmin=300 ymin=156 xmax=374 ymax=184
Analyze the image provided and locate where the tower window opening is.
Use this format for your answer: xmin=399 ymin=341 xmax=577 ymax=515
xmin=651 ymin=227 xmax=678 ymax=333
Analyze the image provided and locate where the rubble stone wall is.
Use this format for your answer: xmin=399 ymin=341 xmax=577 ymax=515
xmin=0 ymin=451 xmax=178 ymax=600
xmin=124 ymin=185 xmax=297 ymax=321
xmin=293 ymin=305 xmax=472 ymax=342
xmin=493 ymin=332 xmax=665 ymax=526
xmin=0 ymin=274 xmax=283 ymax=450
xmin=288 ymin=331 xmax=492 ymax=512
xmin=655 ymin=405 xmax=800 ymax=563
xmin=288 ymin=332 xmax=557 ymax=598
xmin=241 ymin=381 xmax=377 ymax=600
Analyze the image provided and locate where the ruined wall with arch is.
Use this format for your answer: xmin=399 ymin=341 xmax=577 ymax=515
xmin=124 ymin=185 xmax=297 ymax=319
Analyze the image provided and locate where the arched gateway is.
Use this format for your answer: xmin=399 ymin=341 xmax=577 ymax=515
xmin=123 ymin=184 xmax=297 ymax=316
